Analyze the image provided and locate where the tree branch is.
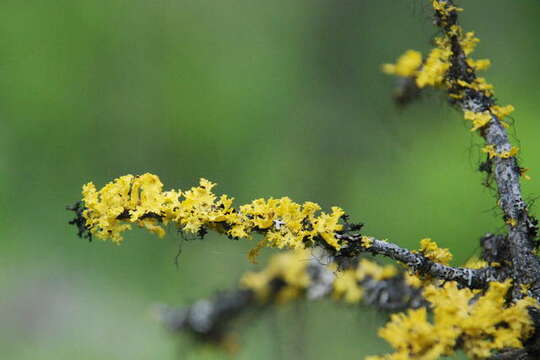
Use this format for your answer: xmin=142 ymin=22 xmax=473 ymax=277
xmin=433 ymin=0 xmax=540 ymax=299
xmin=68 ymin=196 xmax=507 ymax=290
xmin=157 ymin=253 xmax=425 ymax=344
xmin=340 ymin=235 xmax=509 ymax=289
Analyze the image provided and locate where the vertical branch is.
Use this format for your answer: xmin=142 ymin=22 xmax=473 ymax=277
xmin=432 ymin=0 xmax=540 ymax=298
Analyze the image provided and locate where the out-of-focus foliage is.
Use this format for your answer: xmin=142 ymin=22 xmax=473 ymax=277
xmin=1 ymin=1 xmax=540 ymax=359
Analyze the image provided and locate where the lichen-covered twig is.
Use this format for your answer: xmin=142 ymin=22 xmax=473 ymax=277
xmin=157 ymin=251 xmax=425 ymax=345
xmin=384 ymin=0 xmax=540 ymax=299
xmin=160 ymin=234 xmax=512 ymax=347
xmin=159 ymin=243 xmax=535 ymax=360
xmin=343 ymin=235 xmax=509 ymax=289
xmin=371 ymin=0 xmax=540 ymax=358
xmin=68 ymin=174 xmax=507 ymax=290
xmin=160 ymin=233 xmax=518 ymax=344
xmin=437 ymin=0 xmax=540 ymax=299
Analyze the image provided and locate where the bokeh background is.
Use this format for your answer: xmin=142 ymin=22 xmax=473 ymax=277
xmin=1 ymin=0 xmax=540 ymax=359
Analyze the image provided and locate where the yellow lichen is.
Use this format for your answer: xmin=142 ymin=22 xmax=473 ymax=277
xmin=491 ymin=104 xmax=515 ymax=128
xmin=457 ymin=78 xmax=494 ymax=96
xmin=491 ymin=105 xmax=515 ymax=120
xmin=240 ymin=249 xmax=311 ymax=303
xmin=382 ymin=50 xmax=423 ymax=77
xmin=467 ymin=58 xmax=491 ymax=71
xmin=460 ymin=32 xmax=480 ymax=56
xmin=419 ymin=238 xmax=453 ymax=265
xmin=463 ymin=110 xmax=492 ymax=132
xmin=370 ymin=280 xmax=537 ymax=359
xmin=506 ymin=218 xmax=518 ymax=227
xmin=241 ymin=251 xmax=403 ymax=307
xmin=374 ymin=3 xmax=535 ymax=357
xmin=361 ymin=236 xmax=373 ymax=248
xmin=404 ymin=272 xmax=423 ymax=288
xmin=520 ymin=284 xmax=531 ymax=295
xmin=381 ymin=1 xmax=516 ymax=166
xmin=416 ymin=47 xmax=452 ymax=88
xmin=333 ymin=269 xmax=363 ymax=303
xmin=370 ymin=307 xmax=445 ymax=360
xmin=431 ymin=0 xmax=463 ymax=17
xmin=464 ymin=257 xmax=489 ymax=270
xmin=482 ymin=145 xmax=519 ymax=159
xmin=311 ymin=206 xmax=345 ymax=249
xmin=80 ymin=174 xmax=352 ymax=259
xmin=356 ymin=259 xmax=398 ymax=281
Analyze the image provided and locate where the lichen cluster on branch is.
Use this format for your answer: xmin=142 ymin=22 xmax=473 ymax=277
xmin=383 ymin=2 xmax=516 ymax=139
xmin=247 ymin=252 xmax=537 ymax=360
xmin=80 ymin=173 xmax=347 ymax=257
xmin=160 ymin=249 xmax=425 ymax=346
xmin=373 ymin=0 xmax=540 ymax=357
xmin=369 ymin=280 xmax=536 ymax=360
xmin=240 ymin=249 xmax=405 ymax=305
xmin=383 ymin=0 xmax=540 ymax=299
xmin=75 ymin=172 xmax=486 ymax=286
xmin=161 ymin=247 xmax=537 ymax=360
xmin=69 ymin=0 xmax=540 ymax=359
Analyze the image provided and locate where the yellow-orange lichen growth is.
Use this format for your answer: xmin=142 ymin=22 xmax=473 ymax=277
xmin=80 ymin=173 xmax=350 ymax=259
xmin=418 ymin=238 xmax=453 ymax=266
xmin=356 ymin=259 xmax=398 ymax=281
xmin=482 ymin=145 xmax=520 ymax=159
xmin=361 ymin=235 xmax=374 ymax=248
xmin=380 ymin=1 xmax=519 ymax=143
xmin=464 ymin=110 xmax=492 ymax=132
xmin=467 ymin=58 xmax=491 ymax=71
xmin=368 ymin=280 xmax=537 ymax=360
xmin=240 ymin=249 xmax=312 ymax=303
xmin=416 ymin=47 xmax=452 ymax=88
xmin=382 ymin=50 xmax=423 ymax=77
xmin=240 ymin=250 xmax=400 ymax=305
xmin=333 ymin=269 xmax=364 ymax=303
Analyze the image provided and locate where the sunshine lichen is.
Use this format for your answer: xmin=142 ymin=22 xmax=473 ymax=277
xmin=240 ymin=250 xmax=399 ymax=305
xmin=416 ymin=47 xmax=452 ymax=88
xmin=464 ymin=110 xmax=492 ymax=132
xmin=240 ymin=249 xmax=311 ymax=303
xmin=80 ymin=173 xmax=352 ymax=260
xmin=369 ymin=280 xmax=537 ymax=360
xmin=382 ymin=50 xmax=423 ymax=77
xmin=418 ymin=238 xmax=453 ymax=266
xmin=333 ymin=269 xmax=364 ymax=303
xmin=381 ymin=1 xmax=519 ymax=160
xmin=482 ymin=145 xmax=520 ymax=159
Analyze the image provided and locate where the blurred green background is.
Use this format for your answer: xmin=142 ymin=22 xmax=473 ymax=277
xmin=1 ymin=0 xmax=540 ymax=359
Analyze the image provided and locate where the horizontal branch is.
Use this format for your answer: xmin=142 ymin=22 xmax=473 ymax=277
xmin=156 ymin=253 xmax=425 ymax=344
xmin=338 ymin=234 xmax=509 ymax=289
xmin=69 ymin=189 xmax=508 ymax=291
